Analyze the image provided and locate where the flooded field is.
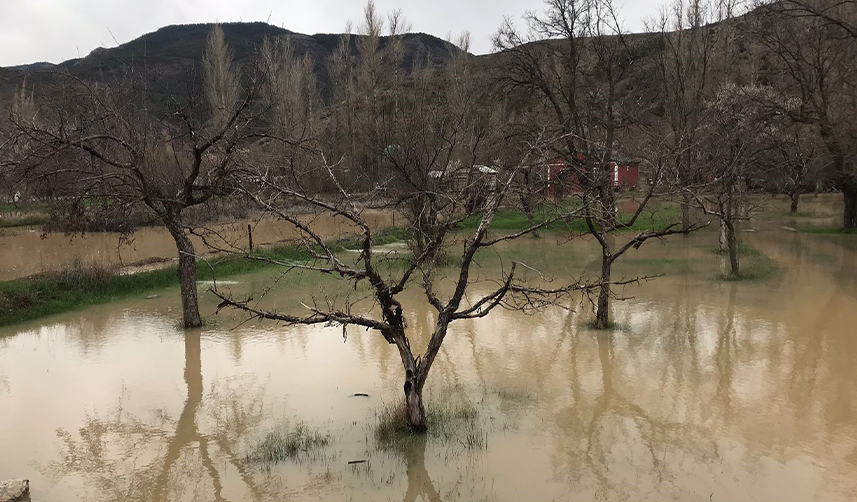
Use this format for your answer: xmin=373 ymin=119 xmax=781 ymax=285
xmin=0 ymin=210 xmax=395 ymax=281
xmin=1 ymin=204 xmax=856 ymax=501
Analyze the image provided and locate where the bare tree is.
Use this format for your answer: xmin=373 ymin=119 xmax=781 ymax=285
xmin=323 ymin=0 xmax=413 ymax=189
xmin=7 ymin=26 xmax=258 ymax=327
xmin=256 ymin=35 xmax=321 ymax=188
xmin=758 ymin=121 xmax=823 ymax=214
xmin=696 ymin=83 xmax=777 ymax=276
xmin=648 ymin=0 xmax=721 ymax=230
xmin=753 ymin=0 xmax=857 ymax=227
xmin=211 ymin=12 xmax=597 ymax=430
xmin=493 ymin=0 xmax=703 ymax=329
xmin=213 ymin=162 xmax=596 ymax=430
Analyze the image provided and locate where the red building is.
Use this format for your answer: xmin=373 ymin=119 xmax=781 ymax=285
xmin=543 ymin=155 xmax=639 ymax=199
xmin=611 ymin=160 xmax=640 ymax=190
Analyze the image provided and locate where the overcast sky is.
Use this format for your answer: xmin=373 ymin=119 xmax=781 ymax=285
xmin=0 ymin=0 xmax=664 ymax=67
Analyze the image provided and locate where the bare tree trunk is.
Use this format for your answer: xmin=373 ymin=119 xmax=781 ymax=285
xmin=403 ymin=369 xmax=427 ymax=431
xmin=719 ymin=218 xmax=728 ymax=253
xmin=790 ymin=190 xmax=800 ymax=214
xmin=164 ymin=212 xmax=203 ymax=328
xmin=843 ymin=185 xmax=857 ymax=228
xmin=594 ymin=252 xmax=612 ymax=329
xmin=521 ymin=195 xmax=538 ymax=237
xmin=519 ymin=170 xmax=539 ymax=237
xmin=725 ymin=219 xmax=739 ymax=277
xmin=600 ymin=184 xmax=616 ymax=229
xmin=682 ymin=192 xmax=692 ymax=232
xmin=405 ymin=385 xmax=427 ymax=431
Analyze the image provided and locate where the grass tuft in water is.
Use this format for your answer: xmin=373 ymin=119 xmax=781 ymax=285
xmin=583 ymin=320 xmax=631 ymax=331
xmin=246 ymin=422 xmax=330 ymax=465
xmin=374 ymin=397 xmax=485 ymax=450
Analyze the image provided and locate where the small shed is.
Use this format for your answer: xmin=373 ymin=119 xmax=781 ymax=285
xmin=429 ymin=164 xmax=498 ymax=193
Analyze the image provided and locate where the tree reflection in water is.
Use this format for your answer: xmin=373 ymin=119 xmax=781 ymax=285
xmin=402 ymin=436 xmax=442 ymax=502
xmin=49 ymin=331 xmax=268 ymax=502
xmin=550 ymin=322 xmax=722 ymax=501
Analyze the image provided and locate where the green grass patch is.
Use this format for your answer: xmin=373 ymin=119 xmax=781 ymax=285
xmin=0 ymin=201 xmax=49 ymax=213
xmin=0 ymin=226 xmax=409 ymax=328
xmin=792 ymin=225 xmax=857 ymax=252
xmin=0 ymin=261 xmax=178 ymax=327
xmin=245 ymin=422 xmax=330 ymax=466
xmin=374 ymin=396 xmax=485 ymax=450
xmin=457 ymin=203 xmax=682 ymax=234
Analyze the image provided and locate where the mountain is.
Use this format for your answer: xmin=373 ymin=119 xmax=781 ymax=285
xmin=8 ymin=62 xmax=55 ymax=72
xmin=0 ymin=13 xmax=767 ymax=121
xmin=0 ymin=22 xmax=467 ymax=104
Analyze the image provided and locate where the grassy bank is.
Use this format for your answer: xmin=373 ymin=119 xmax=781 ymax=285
xmin=457 ymin=202 xmax=682 ymax=233
xmin=0 ymin=214 xmax=49 ymax=229
xmin=0 ymin=227 xmax=409 ymax=328
xmin=0 ymin=202 xmax=50 ymax=229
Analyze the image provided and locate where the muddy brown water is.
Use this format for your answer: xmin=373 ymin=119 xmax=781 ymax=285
xmin=0 ymin=211 xmax=395 ymax=281
xmin=1 ymin=208 xmax=857 ymax=501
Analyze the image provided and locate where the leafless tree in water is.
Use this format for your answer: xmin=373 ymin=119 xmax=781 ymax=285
xmin=208 ymin=5 xmax=622 ymax=431
xmin=7 ymin=26 xmax=262 ymax=327
xmin=492 ymin=0 xmax=705 ymax=329
xmin=694 ymin=83 xmax=780 ymax=276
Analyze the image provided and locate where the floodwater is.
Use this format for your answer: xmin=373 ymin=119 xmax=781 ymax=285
xmin=0 ymin=210 xmax=395 ymax=281
xmin=2 ymin=212 xmax=857 ymax=501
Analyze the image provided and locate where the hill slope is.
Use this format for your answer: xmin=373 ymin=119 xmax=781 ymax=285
xmin=0 ymin=22 xmax=466 ymax=103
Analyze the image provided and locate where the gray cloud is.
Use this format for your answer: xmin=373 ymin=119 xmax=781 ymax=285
xmin=0 ymin=0 xmax=664 ymax=67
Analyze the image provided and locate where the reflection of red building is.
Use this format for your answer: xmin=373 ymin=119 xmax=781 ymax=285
xmin=543 ymin=155 xmax=639 ymax=199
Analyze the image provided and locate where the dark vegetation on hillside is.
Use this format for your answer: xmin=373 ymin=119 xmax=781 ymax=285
xmin=0 ymin=22 xmax=465 ymax=103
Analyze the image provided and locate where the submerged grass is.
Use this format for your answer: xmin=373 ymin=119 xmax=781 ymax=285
xmin=246 ymin=422 xmax=331 ymax=466
xmin=583 ymin=320 xmax=632 ymax=331
xmin=0 ymin=226 xmax=408 ymax=328
xmin=712 ymin=243 xmax=780 ymax=281
xmin=374 ymin=396 xmax=485 ymax=450
xmin=799 ymin=226 xmax=857 ymax=235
